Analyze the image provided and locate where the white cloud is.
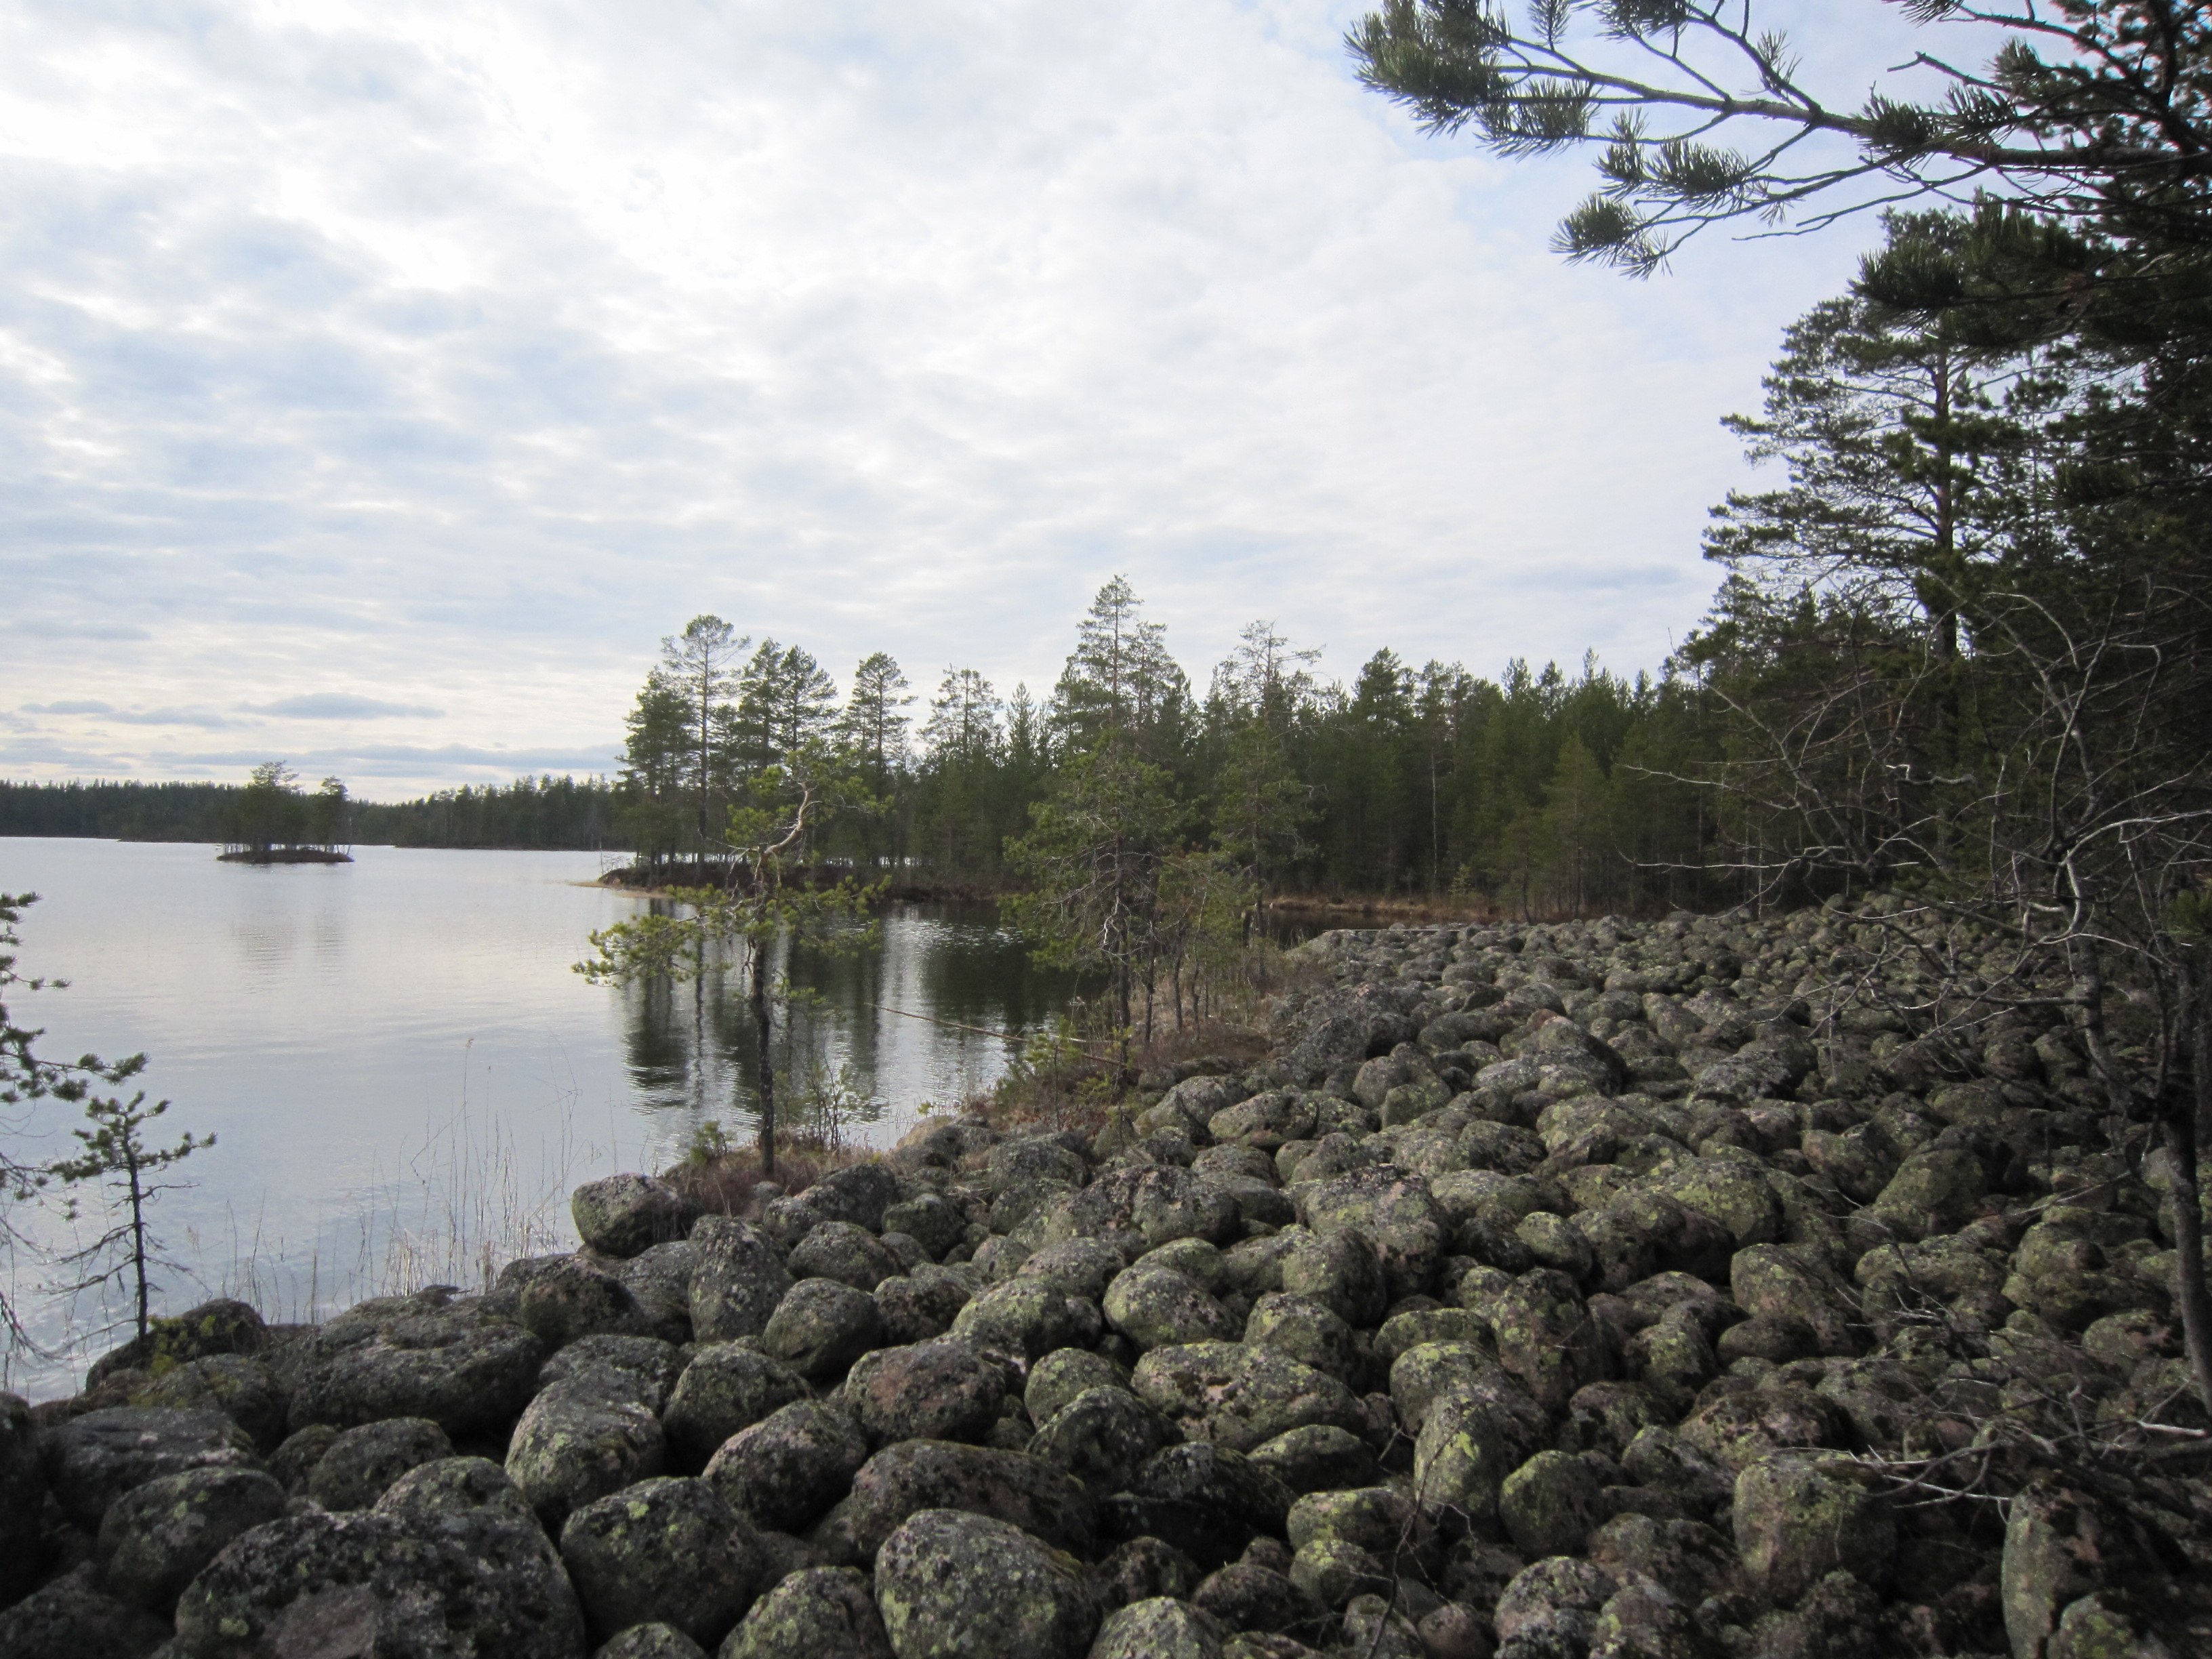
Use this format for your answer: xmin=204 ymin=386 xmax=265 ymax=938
xmin=243 ymin=693 xmax=443 ymax=720
xmin=0 ymin=1 xmax=1996 ymax=796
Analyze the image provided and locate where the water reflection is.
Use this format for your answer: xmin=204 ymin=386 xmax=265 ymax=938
xmin=612 ymin=901 xmax=1081 ymax=1148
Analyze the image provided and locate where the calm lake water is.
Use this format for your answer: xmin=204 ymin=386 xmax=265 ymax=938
xmin=0 ymin=838 xmax=1076 ymax=1397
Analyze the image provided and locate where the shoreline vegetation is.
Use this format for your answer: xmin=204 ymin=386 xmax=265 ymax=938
xmin=214 ymin=848 xmax=353 ymax=865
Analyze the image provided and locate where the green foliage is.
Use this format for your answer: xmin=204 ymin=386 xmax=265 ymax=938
xmin=49 ymin=1091 xmax=213 ymax=1346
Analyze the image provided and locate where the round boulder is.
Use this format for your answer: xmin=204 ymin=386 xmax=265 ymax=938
xmin=760 ymin=1279 xmax=884 ymax=1381
xmin=721 ymin=1565 xmax=893 ymax=1659
xmin=873 ymin=1507 xmax=1098 ymax=1659
xmin=1732 ymin=1454 xmax=1896 ymax=1604
xmin=558 ymin=1475 xmax=765 ymax=1648
xmin=95 ymin=1466 xmax=287 ymax=1614
xmin=661 ymin=1343 xmax=810 ymax=1470
xmin=306 ymin=1416 xmax=453 ymax=1511
xmin=844 ymin=1337 xmax=1004 ymax=1446
xmin=39 ymin=1406 xmax=260 ymax=1528
xmin=703 ymin=1399 xmax=869 ymax=1533
xmin=571 ymin=1174 xmax=700 ymax=1259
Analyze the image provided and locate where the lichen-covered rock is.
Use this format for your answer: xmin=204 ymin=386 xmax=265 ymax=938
xmin=1090 ymin=1596 xmax=1231 ymax=1659
xmin=789 ymin=1220 xmax=903 ymax=1290
xmin=1868 ymin=1148 xmax=1987 ymax=1242
xmin=1274 ymin=1226 xmax=1388 ymax=1328
xmin=872 ymin=1507 xmax=1098 ymax=1659
xmin=1105 ymin=1441 xmax=1294 ymax=1568
xmin=1025 ymin=1347 xmax=1130 ymax=1424
xmin=284 ymin=1289 xmax=544 ymax=1437
xmin=0 ymin=1564 xmax=171 ymax=1659
xmin=1499 ymin=1448 xmax=1605 ymax=1557
xmin=1193 ymin=1563 xmax=1326 ymax=1640
xmin=1104 ymin=1265 xmax=1239 ymax=1351
xmin=1017 ymin=1237 xmax=1132 ymax=1300
xmin=558 ymin=1475 xmax=764 ymax=1648
xmin=874 ymin=1264 xmax=977 ymax=1345
xmin=844 ymin=1336 xmax=1005 ymax=1445
xmin=173 ymin=1505 xmax=586 ymax=1658
xmin=541 ymin=1332 xmax=684 ymax=1408
xmin=1338 ymin=1594 xmax=1425 ymax=1659
xmin=596 ymin=1624 xmax=708 ymax=1659
xmin=1029 ymin=1385 xmax=1180 ymax=1492
xmin=1243 ymin=1292 xmax=1357 ymax=1380
xmin=127 ymin=1353 xmax=290 ymax=1452
xmin=521 ymin=1256 xmax=650 ymax=1350
xmin=615 ymin=1240 xmax=701 ymax=1342
xmin=1732 ymin=1243 xmax=1861 ymax=1357
xmin=1211 ymin=1091 xmax=1319 ymax=1151
xmin=506 ymin=1373 xmax=667 ymax=1528
xmin=1247 ymin=1422 xmax=1379 ymax=1494
xmin=689 ymin=1218 xmax=794 ymax=1344
xmin=39 ymin=1406 xmax=261 ymax=1528
xmin=661 ymin=1343 xmax=810 ymax=1470
xmin=800 ymin=1162 xmax=901 ymax=1231
xmin=704 ymin=1399 xmax=869 ymax=1532
xmin=87 ymin=1297 xmax=267 ymax=1389
xmin=1287 ymin=1537 xmax=1393 ymax=1610
xmin=812 ymin=1438 xmax=1096 ymax=1564
xmin=571 ymin=1173 xmax=700 ymax=1259
xmin=1294 ymin=1166 xmax=1449 ymax=1298
xmin=1133 ymin=1341 xmax=1366 ymax=1452
xmin=720 ymin=1565 xmax=893 ymax=1659
xmin=94 ymin=1466 xmax=287 ymax=1614
xmin=1644 ymin=1155 xmax=1784 ymax=1248
xmin=1680 ymin=1383 xmax=1851 ymax=1471
xmin=760 ymin=1277 xmax=885 ymax=1381
xmin=1733 ymin=1454 xmax=1896 ymax=1605
xmin=1492 ymin=1556 xmax=1618 ymax=1656
xmin=374 ymin=1454 xmax=537 ymax=1527
xmin=950 ymin=1279 xmax=1103 ymax=1361
xmin=1487 ymin=1268 xmax=1608 ymax=1412
xmin=881 ymin=1193 xmax=966 ymax=1259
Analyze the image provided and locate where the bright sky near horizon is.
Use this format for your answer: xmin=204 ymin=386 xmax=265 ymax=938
xmin=1 ymin=1 xmax=2000 ymax=799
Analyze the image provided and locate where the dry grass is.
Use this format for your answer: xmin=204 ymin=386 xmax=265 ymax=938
xmin=661 ymin=1134 xmax=880 ymax=1219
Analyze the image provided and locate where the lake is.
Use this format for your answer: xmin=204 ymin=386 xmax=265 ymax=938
xmin=0 ymin=838 xmax=1078 ymax=1397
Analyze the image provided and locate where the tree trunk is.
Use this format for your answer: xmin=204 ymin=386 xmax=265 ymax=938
xmin=127 ymin=1147 xmax=150 ymax=1343
xmin=750 ymin=937 xmax=776 ymax=1179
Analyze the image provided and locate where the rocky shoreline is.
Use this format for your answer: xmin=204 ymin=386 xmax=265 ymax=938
xmin=3 ymin=906 xmax=2207 ymax=1658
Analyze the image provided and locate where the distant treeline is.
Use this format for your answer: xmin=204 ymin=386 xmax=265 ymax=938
xmin=0 ymin=776 xmax=626 ymax=851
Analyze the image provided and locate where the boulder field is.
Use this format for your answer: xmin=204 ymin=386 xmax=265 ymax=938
xmin=6 ymin=906 xmax=2210 ymax=1658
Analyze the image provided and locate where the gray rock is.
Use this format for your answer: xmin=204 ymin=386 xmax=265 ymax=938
xmin=1016 ymin=1237 xmax=1130 ymax=1302
xmin=173 ymin=1505 xmax=586 ymax=1658
xmin=617 ymin=1240 xmax=702 ymax=1343
xmin=1090 ymin=1597 xmax=1230 ymax=1659
xmin=720 ymin=1565 xmax=893 ymax=1659
xmin=374 ymin=1454 xmax=538 ymax=1528
xmin=558 ymin=1476 xmax=765 ymax=1649
xmin=507 ymin=1374 xmax=667 ymax=1528
xmin=87 ymin=1298 xmax=267 ymax=1390
xmin=802 ymin=1162 xmax=901 ymax=1232
xmin=572 ymin=1174 xmax=701 ymax=1259
xmin=1498 ymin=1448 xmax=1605 ymax=1557
xmin=1107 ymin=1441 xmax=1294 ymax=1569
xmin=990 ymin=1136 xmax=1090 ymax=1197
xmin=522 ymin=1256 xmax=648 ymax=1349
xmin=703 ymin=1399 xmax=869 ymax=1532
xmin=1088 ymin=1536 xmax=1203 ymax=1612
xmin=1133 ymin=1341 xmax=1366 ymax=1453
xmin=880 ymin=1193 xmax=966 ymax=1260
xmin=540 ymin=1333 xmax=684 ymax=1411
xmin=284 ymin=1290 xmax=544 ymax=1437
xmin=1242 ymin=1292 xmax=1357 ymax=1380
xmin=128 ymin=1353 xmax=290 ymax=1452
xmin=689 ymin=1218 xmax=794 ymax=1344
xmin=1246 ymin=1423 xmax=1380 ymax=1494
xmin=1029 ymin=1386 xmax=1180 ymax=1492
xmin=661 ymin=1343 xmax=811 ymax=1470
xmin=1 ymin=1391 xmax=46 ymax=1602
xmin=949 ymin=1279 xmax=1103 ymax=1362
xmin=1025 ymin=1347 xmax=1130 ymax=1424
xmin=872 ymin=1507 xmax=1098 ymax=1659
xmin=1273 ymin=1226 xmax=1387 ymax=1328
xmin=844 ymin=1336 xmax=1004 ymax=1445
xmin=40 ymin=1406 xmax=261 ymax=1528
xmin=1733 ymin=1454 xmax=1895 ymax=1604
xmin=787 ymin=1221 xmax=902 ymax=1290
xmin=760 ymin=1278 xmax=884 ymax=1380
xmin=1103 ymin=1265 xmax=1239 ymax=1351
xmin=594 ymin=1625 xmax=707 ymax=1659
xmin=873 ymin=1265 xmax=976 ymax=1345
xmin=306 ymin=1416 xmax=453 ymax=1511
xmin=811 ymin=1439 xmax=1095 ymax=1564
xmin=94 ymin=1466 xmax=287 ymax=1614
xmin=266 ymin=1422 xmax=338 ymax=1494
xmin=0 ymin=1564 xmax=170 ymax=1659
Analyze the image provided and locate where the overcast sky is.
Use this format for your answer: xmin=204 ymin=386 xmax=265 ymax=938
xmin=1 ymin=1 xmax=1999 ymax=798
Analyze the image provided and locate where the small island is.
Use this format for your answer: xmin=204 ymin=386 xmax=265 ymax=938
xmin=218 ymin=761 xmax=354 ymax=865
